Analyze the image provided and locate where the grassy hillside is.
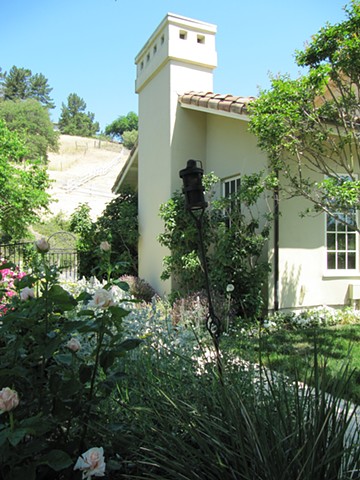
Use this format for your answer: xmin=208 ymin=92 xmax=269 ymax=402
xmin=46 ymin=135 xmax=129 ymax=220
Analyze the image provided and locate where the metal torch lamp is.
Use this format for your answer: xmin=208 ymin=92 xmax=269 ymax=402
xmin=179 ymin=160 xmax=222 ymax=375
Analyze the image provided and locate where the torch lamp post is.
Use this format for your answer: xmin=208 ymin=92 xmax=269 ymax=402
xmin=179 ymin=160 xmax=222 ymax=380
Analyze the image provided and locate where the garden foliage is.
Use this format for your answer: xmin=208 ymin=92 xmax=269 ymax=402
xmin=115 ymin=297 xmax=360 ymax=480
xmin=0 ymin=119 xmax=52 ymax=241
xmin=158 ymin=172 xmax=273 ymax=320
xmin=69 ymin=187 xmax=138 ymax=280
xmin=0 ymin=99 xmax=59 ymax=162
xmin=0 ymin=242 xmax=359 ymax=478
xmin=0 ymin=240 xmax=140 ymax=479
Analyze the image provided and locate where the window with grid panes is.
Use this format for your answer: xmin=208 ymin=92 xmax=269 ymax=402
xmin=326 ymin=210 xmax=358 ymax=270
xmin=222 ymin=176 xmax=241 ymax=227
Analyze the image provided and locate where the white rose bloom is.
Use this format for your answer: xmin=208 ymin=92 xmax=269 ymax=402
xmin=66 ymin=337 xmax=81 ymax=352
xmin=74 ymin=447 xmax=105 ymax=478
xmin=20 ymin=287 xmax=35 ymax=301
xmin=88 ymin=288 xmax=115 ymax=309
xmin=35 ymin=237 xmax=50 ymax=253
xmin=99 ymin=241 xmax=111 ymax=252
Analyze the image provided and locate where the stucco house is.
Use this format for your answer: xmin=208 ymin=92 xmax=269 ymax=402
xmin=113 ymin=12 xmax=360 ymax=312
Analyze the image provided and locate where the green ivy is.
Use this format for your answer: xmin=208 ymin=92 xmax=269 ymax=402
xmin=159 ymin=172 xmax=273 ymax=320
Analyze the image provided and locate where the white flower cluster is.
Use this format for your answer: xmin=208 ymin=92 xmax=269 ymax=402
xmin=62 ymin=276 xmax=133 ymax=312
xmin=263 ymin=305 xmax=360 ymax=331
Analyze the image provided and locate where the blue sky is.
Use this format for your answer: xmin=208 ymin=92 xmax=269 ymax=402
xmin=1 ymin=0 xmax=348 ymax=131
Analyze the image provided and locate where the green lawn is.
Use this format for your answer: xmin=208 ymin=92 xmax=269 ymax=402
xmin=225 ymin=322 xmax=360 ymax=403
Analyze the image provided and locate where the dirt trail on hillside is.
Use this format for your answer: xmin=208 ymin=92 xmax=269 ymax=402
xmin=47 ymin=135 xmax=129 ymax=220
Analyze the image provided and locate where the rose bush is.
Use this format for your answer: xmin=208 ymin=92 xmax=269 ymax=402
xmin=0 ymin=243 xmax=141 ymax=479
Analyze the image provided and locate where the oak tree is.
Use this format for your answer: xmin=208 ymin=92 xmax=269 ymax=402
xmin=0 ymin=99 xmax=59 ymax=162
xmin=249 ymin=1 xmax=360 ymax=231
xmin=0 ymin=119 xmax=51 ymax=240
xmin=105 ymin=111 xmax=138 ymax=141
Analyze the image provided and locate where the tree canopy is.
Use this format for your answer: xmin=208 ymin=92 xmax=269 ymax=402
xmin=0 ymin=119 xmax=52 ymax=240
xmin=105 ymin=111 xmax=138 ymax=140
xmin=249 ymin=0 xmax=360 ymax=230
xmin=0 ymin=99 xmax=59 ymax=162
xmin=58 ymin=93 xmax=99 ymax=137
xmin=0 ymin=66 xmax=55 ymax=109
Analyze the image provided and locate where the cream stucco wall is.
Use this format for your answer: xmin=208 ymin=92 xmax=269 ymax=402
xmin=277 ymin=176 xmax=360 ymax=310
xmin=136 ymin=13 xmax=217 ymax=295
xmin=133 ymin=12 xmax=360 ymax=309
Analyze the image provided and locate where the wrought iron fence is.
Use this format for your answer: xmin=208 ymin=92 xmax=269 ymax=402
xmin=0 ymin=232 xmax=79 ymax=281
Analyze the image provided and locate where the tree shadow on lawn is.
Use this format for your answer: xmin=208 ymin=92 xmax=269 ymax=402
xmin=259 ymin=325 xmax=360 ymax=402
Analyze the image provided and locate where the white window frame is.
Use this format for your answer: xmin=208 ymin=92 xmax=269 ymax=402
xmin=222 ymin=175 xmax=241 ymax=227
xmin=222 ymin=175 xmax=241 ymax=199
xmin=324 ymin=174 xmax=359 ymax=275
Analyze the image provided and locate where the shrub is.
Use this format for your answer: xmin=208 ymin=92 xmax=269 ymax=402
xmin=159 ymin=172 xmax=272 ymax=320
xmin=263 ymin=306 xmax=360 ymax=331
xmin=122 ymin=129 xmax=138 ymax=150
xmin=0 ymin=243 xmax=141 ymax=479
xmin=119 ymin=340 xmax=360 ymax=480
xmin=70 ymin=187 xmax=138 ymax=279
xmin=119 ymin=275 xmax=156 ymax=303
xmin=171 ymin=290 xmax=233 ymax=332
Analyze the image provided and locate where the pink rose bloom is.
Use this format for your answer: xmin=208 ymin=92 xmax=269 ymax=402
xmin=0 ymin=387 xmax=19 ymax=412
xmin=74 ymin=447 xmax=106 ymax=478
xmin=66 ymin=338 xmax=81 ymax=352
xmin=35 ymin=238 xmax=50 ymax=253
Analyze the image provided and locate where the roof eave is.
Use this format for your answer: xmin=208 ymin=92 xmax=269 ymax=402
xmin=112 ymin=143 xmax=139 ymax=193
xmin=178 ymin=91 xmax=255 ymax=121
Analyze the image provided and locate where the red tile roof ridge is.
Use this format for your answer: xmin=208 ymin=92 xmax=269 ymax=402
xmin=178 ymin=91 xmax=256 ymax=115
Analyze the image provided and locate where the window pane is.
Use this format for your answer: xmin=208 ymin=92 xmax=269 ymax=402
xmin=338 ymin=234 xmax=346 ymax=251
xmin=337 ymin=220 xmax=346 ymax=232
xmin=327 ymin=233 xmax=336 ymax=250
xmin=338 ymin=252 xmax=346 ymax=269
xmin=348 ymin=233 xmax=356 ymax=250
xmin=327 ymin=253 xmax=336 ymax=269
xmin=347 ymin=214 xmax=357 ymax=230
xmin=327 ymin=216 xmax=336 ymax=231
xmin=348 ymin=252 xmax=356 ymax=269
xmin=225 ymin=183 xmax=230 ymax=197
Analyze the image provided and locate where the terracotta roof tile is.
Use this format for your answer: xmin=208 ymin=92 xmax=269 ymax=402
xmin=178 ymin=91 xmax=256 ymax=116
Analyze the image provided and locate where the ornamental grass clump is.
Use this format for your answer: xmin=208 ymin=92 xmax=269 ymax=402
xmin=110 ymin=295 xmax=360 ymax=479
xmin=123 ymin=352 xmax=360 ymax=480
xmin=0 ymin=241 xmax=141 ymax=479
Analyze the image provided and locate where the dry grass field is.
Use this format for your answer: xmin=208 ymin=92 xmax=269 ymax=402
xmin=46 ymin=135 xmax=129 ymax=220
